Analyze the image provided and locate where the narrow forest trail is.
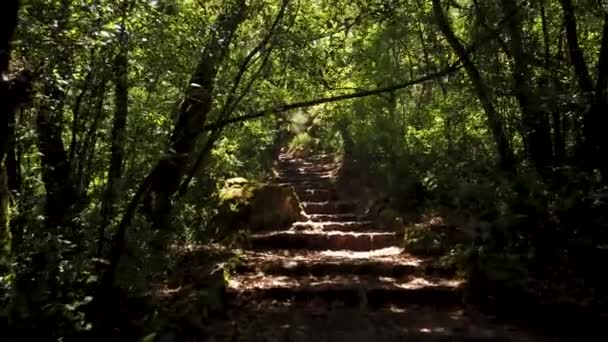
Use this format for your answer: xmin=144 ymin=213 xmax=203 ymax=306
xmin=209 ymin=153 xmax=541 ymax=341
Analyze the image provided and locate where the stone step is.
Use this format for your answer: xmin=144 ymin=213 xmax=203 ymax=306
xmin=277 ymin=170 xmax=333 ymax=178
xmin=291 ymin=221 xmax=376 ymax=232
xmin=273 ymin=183 xmax=331 ymax=190
xmin=277 ymin=161 xmax=335 ymax=170
xmin=228 ymin=274 xmax=463 ymax=308
xmin=207 ymin=301 xmax=540 ymax=342
xmin=234 ymin=248 xmax=425 ymax=277
xmin=250 ymin=230 xmax=401 ymax=251
xmin=309 ymin=213 xmax=360 ymax=222
xmin=303 ymin=201 xmax=358 ymax=214
xmin=291 ymin=184 xmax=333 ymax=192
xmin=276 ymin=181 xmax=333 ymax=190
xmin=277 ymin=159 xmax=331 ymax=166
xmin=296 ymin=188 xmax=335 ymax=202
xmin=279 ymin=178 xmax=333 ymax=185
xmin=278 ymin=180 xmax=334 ymax=189
xmin=278 ymin=168 xmax=336 ymax=176
xmin=278 ymin=154 xmax=335 ymax=162
xmin=277 ymin=179 xmax=332 ymax=187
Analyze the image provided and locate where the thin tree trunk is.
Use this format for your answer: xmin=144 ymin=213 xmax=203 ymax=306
xmin=558 ymin=0 xmax=593 ymax=93
xmin=177 ymin=129 xmax=222 ymax=198
xmin=7 ymin=129 xmax=23 ymax=254
xmin=541 ymin=0 xmax=565 ymax=164
xmin=432 ymin=0 xmax=515 ymax=173
xmin=501 ymin=0 xmax=553 ymax=170
xmin=99 ymin=13 xmax=130 ymax=256
xmin=76 ymin=77 xmax=108 ymax=193
xmin=590 ymin=15 xmax=608 ymax=179
xmin=0 ymin=1 xmax=20 ymax=259
xmin=558 ymin=0 xmax=600 ymax=167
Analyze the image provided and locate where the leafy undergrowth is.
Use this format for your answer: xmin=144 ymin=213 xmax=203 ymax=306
xmin=140 ymin=243 xmax=241 ymax=340
xmin=400 ymin=200 xmax=608 ymax=337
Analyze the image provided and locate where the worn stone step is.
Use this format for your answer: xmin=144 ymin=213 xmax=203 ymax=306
xmin=278 ymin=179 xmax=332 ymax=187
xmin=277 ymin=170 xmax=333 ymax=178
xmin=307 ymin=154 xmax=336 ymax=163
xmin=277 ymin=161 xmax=335 ymax=170
xmin=234 ymin=248 xmax=425 ymax=278
xmin=308 ymin=213 xmax=360 ymax=222
xmin=276 ymin=181 xmax=333 ymax=190
xmin=250 ymin=230 xmax=401 ymax=251
xmin=275 ymin=182 xmax=331 ymax=189
xmin=296 ymin=188 xmax=335 ymax=201
xmin=277 ymin=176 xmax=332 ymax=184
xmin=279 ymin=168 xmax=335 ymax=176
xmin=277 ymin=159 xmax=331 ymax=167
xmin=280 ymin=178 xmax=333 ymax=186
xmin=291 ymin=221 xmax=376 ymax=232
xmin=228 ymin=274 xmax=463 ymax=307
xmin=303 ymin=201 xmax=358 ymax=214
xmin=291 ymin=184 xmax=333 ymax=192
xmin=235 ymin=249 xmax=456 ymax=279
xmin=207 ymin=301 xmax=540 ymax=342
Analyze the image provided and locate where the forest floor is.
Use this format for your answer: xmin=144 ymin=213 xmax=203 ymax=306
xmin=156 ymin=153 xmax=545 ymax=341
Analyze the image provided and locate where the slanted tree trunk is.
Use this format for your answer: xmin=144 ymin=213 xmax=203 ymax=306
xmin=97 ymin=1 xmax=248 ymax=302
xmin=177 ymin=129 xmax=222 ymax=198
xmin=143 ymin=2 xmax=247 ymax=230
xmin=432 ymin=0 xmax=515 ymax=173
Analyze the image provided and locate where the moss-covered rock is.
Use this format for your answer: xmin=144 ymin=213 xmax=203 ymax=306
xmin=213 ymin=179 xmax=306 ymax=236
xmin=249 ymin=184 xmax=307 ymax=231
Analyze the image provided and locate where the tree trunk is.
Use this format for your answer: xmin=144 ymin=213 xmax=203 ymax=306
xmin=558 ymin=0 xmax=601 ymax=168
xmin=99 ymin=16 xmax=129 ymax=256
xmin=501 ymin=0 xmax=553 ymax=171
xmin=432 ymin=0 xmax=515 ymax=173
xmin=558 ymin=0 xmax=593 ymax=93
xmin=0 ymin=0 xmax=19 ymax=75
xmin=143 ymin=2 xmax=247 ymax=230
xmin=34 ymin=0 xmax=76 ymax=234
xmin=177 ymin=129 xmax=222 ymax=198
xmin=589 ymin=15 xmax=608 ymax=179
xmin=0 ymin=0 xmax=21 ymax=269
xmin=36 ymin=93 xmax=76 ymax=234
xmin=96 ymin=2 xmax=248 ymax=307
xmin=541 ymin=0 xmax=566 ymax=165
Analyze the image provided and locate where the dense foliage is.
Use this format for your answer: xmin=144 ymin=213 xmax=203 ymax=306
xmin=1 ymin=0 xmax=608 ymax=339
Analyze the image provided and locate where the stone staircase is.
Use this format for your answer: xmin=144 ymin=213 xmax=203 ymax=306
xmin=215 ymin=153 xmax=541 ymax=341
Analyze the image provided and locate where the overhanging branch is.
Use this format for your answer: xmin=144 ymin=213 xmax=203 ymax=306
xmin=202 ymin=61 xmax=463 ymax=131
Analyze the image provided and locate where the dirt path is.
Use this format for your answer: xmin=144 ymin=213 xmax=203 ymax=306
xmin=208 ymin=153 xmax=542 ymax=341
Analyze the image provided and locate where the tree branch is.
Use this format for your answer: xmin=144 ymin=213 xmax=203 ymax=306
xmin=202 ymin=62 xmax=463 ymax=131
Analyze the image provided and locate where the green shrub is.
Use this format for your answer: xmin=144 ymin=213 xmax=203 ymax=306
xmin=288 ymin=132 xmax=317 ymax=155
